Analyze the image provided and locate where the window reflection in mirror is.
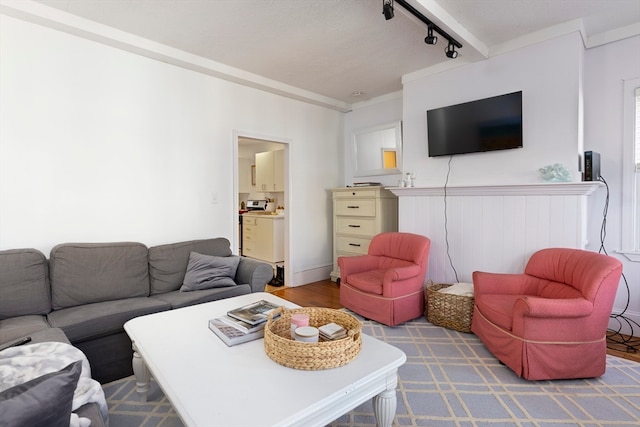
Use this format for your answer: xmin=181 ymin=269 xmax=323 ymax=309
xmin=353 ymin=121 xmax=402 ymax=177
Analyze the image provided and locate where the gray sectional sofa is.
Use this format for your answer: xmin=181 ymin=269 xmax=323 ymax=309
xmin=0 ymin=238 xmax=274 ymax=384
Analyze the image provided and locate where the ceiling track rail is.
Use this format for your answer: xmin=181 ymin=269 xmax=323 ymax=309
xmin=394 ymin=0 xmax=463 ymax=49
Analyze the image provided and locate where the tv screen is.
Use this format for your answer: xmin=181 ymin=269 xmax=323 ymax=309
xmin=427 ymin=91 xmax=523 ymax=157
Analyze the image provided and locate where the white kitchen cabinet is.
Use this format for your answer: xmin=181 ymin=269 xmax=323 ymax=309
xmin=255 ymin=150 xmax=284 ymax=192
xmin=238 ymin=157 xmax=253 ymax=194
xmin=330 ymin=187 xmax=397 ymax=282
xmin=242 ymin=214 xmax=284 ymax=263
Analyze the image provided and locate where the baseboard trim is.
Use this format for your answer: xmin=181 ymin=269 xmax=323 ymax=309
xmin=289 ymin=264 xmax=332 ymax=287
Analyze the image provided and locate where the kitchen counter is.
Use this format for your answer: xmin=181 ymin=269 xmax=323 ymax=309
xmin=242 ymin=212 xmax=284 ymax=218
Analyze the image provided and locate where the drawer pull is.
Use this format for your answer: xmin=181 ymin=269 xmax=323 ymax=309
xmin=347 ymin=205 xmax=360 ymax=209
xmin=348 ymin=224 xmax=361 ymax=228
xmin=348 ymin=243 xmax=361 ymax=247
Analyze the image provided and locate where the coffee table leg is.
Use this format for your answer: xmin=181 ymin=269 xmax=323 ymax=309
xmin=132 ymin=342 xmax=150 ymax=401
xmin=372 ymin=373 xmax=398 ymax=427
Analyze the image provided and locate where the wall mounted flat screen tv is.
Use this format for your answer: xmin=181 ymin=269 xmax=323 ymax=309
xmin=427 ymin=91 xmax=523 ymax=157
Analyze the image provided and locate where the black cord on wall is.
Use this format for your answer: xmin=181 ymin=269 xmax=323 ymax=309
xmin=444 ymin=155 xmax=460 ymax=283
xmin=598 ymin=176 xmax=639 ymax=353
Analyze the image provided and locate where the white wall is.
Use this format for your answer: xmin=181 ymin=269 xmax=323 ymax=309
xmin=402 ymin=32 xmax=584 ymax=187
xmin=584 ymin=35 xmax=640 ymax=334
xmin=0 ymin=15 xmax=342 ymax=285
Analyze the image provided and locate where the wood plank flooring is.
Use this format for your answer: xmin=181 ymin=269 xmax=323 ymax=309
xmin=266 ymin=280 xmax=640 ymax=364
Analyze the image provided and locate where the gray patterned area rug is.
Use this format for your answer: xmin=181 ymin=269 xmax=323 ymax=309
xmin=103 ymin=315 xmax=640 ymax=427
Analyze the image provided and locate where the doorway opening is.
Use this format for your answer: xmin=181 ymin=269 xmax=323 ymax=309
xmin=235 ymin=133 xmax=289 ymax=287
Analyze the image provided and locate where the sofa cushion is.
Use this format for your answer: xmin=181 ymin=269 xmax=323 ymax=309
xmin=151 ymin=284 xmax=251 ymax=309
xmin=0 ymin=249 xmax=51 ymax=320
xmin=148 ymin=238 xmax=233 ymax=295
xmin=180 ymin=252 xmax=240 ymax=291
xmin=0 ymin=328 xmax=70 ymax=351
xmin=47 ymin=297 xmax=170 ymax=342
xmin=50 ymin=242 xmax=149 ymax=309
xmin=0 ymin=360 xmax=82 ymax=427
xmin=0 ymin=315 xmax=50 ymax=345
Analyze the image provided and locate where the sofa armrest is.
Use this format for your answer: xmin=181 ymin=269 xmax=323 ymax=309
xmin=514 ymin=296 xmax=594 ymax=318
xmin=383 ymin=264 xmax=421 ymax=282
xmin=235 ymin=257 xmax=273 ymax=293
xmin=75 ymin=402 xmax=107 ymax=427
xmin=382 ymin=264 xmax=422 ymax=297
xmin=338 ymin=255 xmax=378 ymax=279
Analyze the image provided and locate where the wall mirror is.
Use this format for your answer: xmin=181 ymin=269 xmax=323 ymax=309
xmin=352 ymin=121 xmax=402 ymax=177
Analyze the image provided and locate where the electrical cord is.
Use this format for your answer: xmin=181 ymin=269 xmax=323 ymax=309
xmin=598 ymin=175 xmax=639 ymax=353
xmin=444 ymin=155 xmax=460 ymax=283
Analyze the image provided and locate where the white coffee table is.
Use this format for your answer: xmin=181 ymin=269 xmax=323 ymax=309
xmin=124 ymin=292 xmax=406 ymax=427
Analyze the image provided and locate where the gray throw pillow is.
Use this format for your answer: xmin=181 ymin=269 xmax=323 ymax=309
xmin=0 ymin=360 xmax=82 ymax=427
xmin=180 ymin=252 xmax=240 ymax=292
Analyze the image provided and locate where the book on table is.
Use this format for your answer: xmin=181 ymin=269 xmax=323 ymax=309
xmin=218 ymin=314 xmax=265 ymax=334
xmin=226 ymin=299 xmax=281 ymax=326
xmin=208 ymin=318 xmax=264 ymax=347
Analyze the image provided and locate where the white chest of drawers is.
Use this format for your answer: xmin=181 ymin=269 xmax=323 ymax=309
xmin=330 ymin=187 xmax=397 ymax=282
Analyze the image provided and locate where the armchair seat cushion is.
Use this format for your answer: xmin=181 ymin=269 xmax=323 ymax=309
xmin=346 ymin=270 xmax=386 ymax=295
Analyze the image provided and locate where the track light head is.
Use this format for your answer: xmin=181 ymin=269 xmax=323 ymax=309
xmin=424 ymin=25 xmax=437 ymax=45
xmin=445 ymin=41 xmax=458 ymax=59
xmin=382 ymin=0 xmax=394 ymax=20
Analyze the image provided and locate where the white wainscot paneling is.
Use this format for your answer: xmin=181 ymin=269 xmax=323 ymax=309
xmin=389 ymin=182 xmax=603 ymax=284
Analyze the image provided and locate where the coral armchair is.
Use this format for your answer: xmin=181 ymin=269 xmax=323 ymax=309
xmin=338 ymin=232 xmax=430 ymax=326
xmin=472 ymin=248 xmax=623 ymax=380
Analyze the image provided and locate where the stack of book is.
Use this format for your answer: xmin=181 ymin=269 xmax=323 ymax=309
xmin=318 ymin=322 xmax=347 ymax=341
xmin=208 ymin=300 xmax=280 ymax=346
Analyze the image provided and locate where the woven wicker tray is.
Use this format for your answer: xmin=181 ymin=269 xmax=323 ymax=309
xmin=264 ymin=307 xmax=362 ymax=370
xmin=425 ymin=282 xmax=474 ymax=333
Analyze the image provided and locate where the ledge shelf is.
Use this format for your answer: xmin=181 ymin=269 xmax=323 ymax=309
xmin=387 ymin=181 xmax=604 ymax=197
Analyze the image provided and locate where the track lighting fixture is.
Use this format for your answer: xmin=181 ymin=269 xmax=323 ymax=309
xmin=382 ymin=0 xmax=394 ymax=20
xmin=385 ymin=0 xmax=462 ymax=59
xmin=424 ymin=24 xmax=437 ymax=45
xmin=445 ymin=41 xmax=458 ymax=59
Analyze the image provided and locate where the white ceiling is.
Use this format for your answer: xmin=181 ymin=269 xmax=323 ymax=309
xmin=5 ymin=0 xmax=640 ymax=110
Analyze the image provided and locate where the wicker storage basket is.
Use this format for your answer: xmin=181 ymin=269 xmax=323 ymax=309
xmin=264 ymin=307 xmax=362 ymax=370
xmin=425 ymin=283 xmax=474 ymax=333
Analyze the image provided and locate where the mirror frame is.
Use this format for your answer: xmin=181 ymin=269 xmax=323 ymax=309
xmin=352 ymin=121 xmax=402 ymax=177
